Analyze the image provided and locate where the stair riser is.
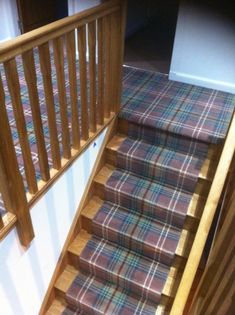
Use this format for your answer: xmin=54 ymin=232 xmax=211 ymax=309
xmin=106 ymin=147 xmax=210 ymax=196
xmin=93 ymin=182 xmax=199 ymax=232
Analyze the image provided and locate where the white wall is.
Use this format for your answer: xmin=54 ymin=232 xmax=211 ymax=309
xmin=0 ymin=0 xmax=20 ymax=43
xmin=68 ymin=0 xmax=102 ymax=15
xmin=0 ymin=130 xmax=106 ymax=315
xmin=170 ymin=0 xmax=235 ymax=94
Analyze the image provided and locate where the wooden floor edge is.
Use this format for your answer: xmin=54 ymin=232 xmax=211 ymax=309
xmin=39 ymin=116 xmax=118 ymax=315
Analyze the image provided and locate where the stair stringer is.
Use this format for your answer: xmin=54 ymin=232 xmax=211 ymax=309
xmin=39 ymin=116 xmax=118 ymax=315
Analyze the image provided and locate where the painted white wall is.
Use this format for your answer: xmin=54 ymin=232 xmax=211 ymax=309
xmin=170 ymin=0 xmax=235 ymax=94
xmin=0 ymin=0 xmax=20 ymax=43
xmin=0 ymin=130 xmax=106 ymax=315
xmin=68 ymin=0 xmax=102 ymax=15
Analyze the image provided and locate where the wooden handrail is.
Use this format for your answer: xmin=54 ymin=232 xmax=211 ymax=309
xmin=0 ymin=0 xmax=126 ymax=245
xmin=170 ymin=112 xmax=235 ymax=315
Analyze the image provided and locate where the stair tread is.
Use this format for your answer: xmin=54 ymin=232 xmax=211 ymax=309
xmin=67 ymin=230 xmax=182 ymax=299
xmin=82 ymin=198 xmax=193 ymax=261
xmin=94 ymin=165 xmax=205 ymax=222
xmin=107 ymin=135 xmax=215 ymax=182
xmin=55 ymin=265 xmax=78 ymax=294
xmin=46 ymin=299 xmax=66 ymax=315
xmin=66 ymin=270 xmax=160 ymax=315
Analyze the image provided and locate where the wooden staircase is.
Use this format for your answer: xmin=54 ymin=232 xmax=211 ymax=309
xmin=45 ymin=116 xmax=221 ymax=315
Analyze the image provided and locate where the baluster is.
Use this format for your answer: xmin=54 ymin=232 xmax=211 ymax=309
xmin=0 ymin=74 xmax=34 ymax=246
xmin=65 ymin=31 xmax=80 ymax=150
xmin=110 ymin=11 xmax=120 ymax=113
xmin=97 ymin=18 xmax=105 ymax=125
xmin=53 ymin=36 xmax=71 ymax=159
xmin=38 ymin=43 xmax=61 ymax=169
xmin=88 ymin=21 xmax=97 ymax=133
xmin=103 ymin=15 xmax=111 ymax=118
xmin=0 ymin=213 xmax=3 ymax=229
xmin=4 ymin=58 xmax=38 ymax=194
xmin=22 ymin=49 xmax=50 ymax=181
xmin=77 ymin=25 xmax=89 ymax=141
xmin=115 ymin=2 xmax=127 ymax=111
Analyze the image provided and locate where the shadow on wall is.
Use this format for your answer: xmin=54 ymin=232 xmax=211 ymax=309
xmin=125 ymin=0 xmax=179 ymax=38
xmin=170 ymin=0 xmax=235 ymax=93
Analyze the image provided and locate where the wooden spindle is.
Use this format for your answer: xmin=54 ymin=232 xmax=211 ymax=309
xmin=115 ymin=1 xmax=127 ymax=111
xmin=97 ymin=18 xmax=105 ymax=125
xmin=4 ymin=58 xmax=38 ymax=194
xmin=22 ymin=49 xmax=50 ymax=182
xmin=110 ymin=11 xmax=120 ymax=113
xmin=0 ymin=74 xmax=34 ymax=246
xmin=65 ymin=31 xmax=80 ymax=150
xmin=0 ymin=213 xmax=3 ymax=229
xmin=88 ymin=21 xmax=97 ymax=133
xmin=38 ymin=43 xmax=61 ymax=169
xmin=103 ymin=15 xmax=111 ymax=118
xmin=53 ymin=36 xmax=71 ymax=159
xmin=77 ymin=25 xmax=89 ymax=140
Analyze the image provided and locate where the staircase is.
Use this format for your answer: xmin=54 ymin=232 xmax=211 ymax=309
xmin=45 ymin=67 xmax=234 ymax=315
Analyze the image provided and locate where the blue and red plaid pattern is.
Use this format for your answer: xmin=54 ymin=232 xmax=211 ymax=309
xmin=117 ymin=137 xmax=207 ymax=193
xmin=66 ymin=271 xmax=158 ymax=315
xmin=79 ymin=236 xmax=169 ymax=304
xmin=105 ymin=169 xmax=191 ymax=229
xmin=121 ymin=66 xmax=235 ymax=144
xmin=92 ymin=201 xmax=181 ymax=266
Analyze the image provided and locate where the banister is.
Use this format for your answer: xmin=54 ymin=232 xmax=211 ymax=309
xmin=0 ymin=0 xmax=120 ymax=63
xmin=170 ymin=112 xmax=235 ymax=315
xmin=0 ymin=0 xmax=126 ymax=245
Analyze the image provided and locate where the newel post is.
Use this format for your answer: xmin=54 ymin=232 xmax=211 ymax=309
xmin=0 ymin=75 xmax=34 ymax=247
xmin=110 ymin=0 xmax=127 ymax=113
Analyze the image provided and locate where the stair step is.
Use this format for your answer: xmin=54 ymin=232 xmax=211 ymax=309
xmin=81 ymin=197 xmax=194 ymax=265
xmin=94 ymin=165 xmax=205 ymax=230
xmin=106 ymin=135 xmax=216 ymax=186
xmin=46 ymin=298 xmax=66 ymax=315
xmin=66 ymin=270 xmax=161 ymax=315
xmin=66 ymin=231 xmax=182 ymax=300
xmin=118 ymin=118 xmax=222 ymax=157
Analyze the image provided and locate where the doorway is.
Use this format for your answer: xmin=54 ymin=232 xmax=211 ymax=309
xmin=124 ymin=0 xmax=179 ymax=74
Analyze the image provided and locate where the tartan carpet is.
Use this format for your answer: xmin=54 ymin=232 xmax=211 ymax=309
xmin=121 ymin=66 xmax=235 ymax=144
xmin=1 ymin=58 xmax=235 ymax=312
xmin=65 ymin=66 xmax=235 ymax=313
xmin=116 ymin=137 xmax=207 ymax=193
xmin=66 ymin=271 xmax=158 ymax=315
xmin=92 ymin=201 xmax=181 ymax=266
xmin=79 ymin=236 xmax=168 ymax=304
xmin=105 ymin=169 xmax=191 ymax=229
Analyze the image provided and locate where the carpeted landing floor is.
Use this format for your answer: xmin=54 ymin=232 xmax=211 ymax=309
xmin=61 ymin=66 xmax=235 ymax=314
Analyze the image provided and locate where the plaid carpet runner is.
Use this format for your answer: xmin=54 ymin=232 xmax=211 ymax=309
xmin=120 ymin=66 xmax=235 ymax=144
xmin=64 ymin=66 xmax=235 ymax=314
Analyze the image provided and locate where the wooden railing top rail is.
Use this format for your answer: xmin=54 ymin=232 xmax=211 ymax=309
xmin=170 ymin=112 xmax=235 ymax=315
xmin=0 ymin=0 xmax=120 ymax=63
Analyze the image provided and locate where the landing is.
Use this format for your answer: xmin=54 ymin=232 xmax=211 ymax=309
xmin=121 ymin=66 xmax=235 ymax=144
